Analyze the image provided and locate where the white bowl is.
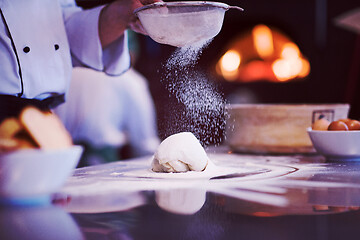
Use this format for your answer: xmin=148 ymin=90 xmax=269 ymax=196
xmin=0 ymin=146 xmax=83 ymax=201
xmin=307 ymin=129 xmax=360 ymax=161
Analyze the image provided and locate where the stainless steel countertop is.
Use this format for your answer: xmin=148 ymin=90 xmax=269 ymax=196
xmin=3 ymin=148 xmax=360 ymax=239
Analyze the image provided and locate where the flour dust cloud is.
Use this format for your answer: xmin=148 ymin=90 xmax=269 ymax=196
xmin=161 ymin=39 xmax=228 ymax=146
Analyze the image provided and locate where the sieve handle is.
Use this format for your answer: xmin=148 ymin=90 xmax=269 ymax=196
xmin=228 ymin=5 xmax=244 ymax=11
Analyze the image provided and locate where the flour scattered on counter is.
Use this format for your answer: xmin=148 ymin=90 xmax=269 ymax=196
xmin=152 ymin=132 xmax=210 ymax=173
xmin=161 ymin=39 xmax=227 ymax=146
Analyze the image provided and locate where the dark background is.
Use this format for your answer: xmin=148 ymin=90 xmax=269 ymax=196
xmin=76 ymin=0 xmax=360 ymax=138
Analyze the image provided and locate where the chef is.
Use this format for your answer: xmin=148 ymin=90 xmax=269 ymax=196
xmin=0 ymin=0 xmax=157 ymax=122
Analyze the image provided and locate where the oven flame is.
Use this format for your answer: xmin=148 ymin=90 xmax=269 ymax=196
xmin=217 ymin=24 xmax=310 ymax=83
xmin=281 ymin=42 xmax=300 ymax=59
xmin=218 ymin=50 xmax=241 ymax=81
xmin=272 ymin=42 xmax=310 ymax=81
xmin=252 ymin=24 xmax=274 ymax=59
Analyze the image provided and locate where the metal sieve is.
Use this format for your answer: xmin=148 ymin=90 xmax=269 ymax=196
xmin=134 ymin=1 xmax=244 ymax=47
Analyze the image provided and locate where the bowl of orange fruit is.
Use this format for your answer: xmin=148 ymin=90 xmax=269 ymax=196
xmin=308 ymin=117 xmax=360 ymax=161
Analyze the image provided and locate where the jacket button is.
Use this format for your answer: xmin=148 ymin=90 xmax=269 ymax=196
xmin=54 ymin=44 xmax=59 ymax=50
xmin=23 ymin=46 xmax=30 ymax=53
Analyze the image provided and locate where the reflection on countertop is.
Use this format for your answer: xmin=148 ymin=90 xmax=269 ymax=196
xmin=4 ymin=150 xmax=360 ymax=239
xmin=0 ymin=205 xmax=83 ymax=240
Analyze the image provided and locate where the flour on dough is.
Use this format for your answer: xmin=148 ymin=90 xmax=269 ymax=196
xmin=151 ymin=132 xmax=209 ymax=172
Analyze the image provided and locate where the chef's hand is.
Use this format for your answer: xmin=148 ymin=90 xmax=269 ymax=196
xmin=99 ymin=0 xmax=162 ymax=48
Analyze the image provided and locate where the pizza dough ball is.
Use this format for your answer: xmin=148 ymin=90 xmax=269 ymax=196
xmin=151 ymin=132 xmax=209 ymax=173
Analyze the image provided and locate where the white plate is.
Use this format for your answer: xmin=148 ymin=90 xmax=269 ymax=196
xmin=0 ymin=146 xmax=83 ymax=201
xmin=307 ymin=128 xmax=360 ymax=161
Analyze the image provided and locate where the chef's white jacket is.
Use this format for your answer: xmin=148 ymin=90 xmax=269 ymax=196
xmin=0 ymin=0 xmax=130 ymax=100
xmin=55 ymin=67 xmax=160 ymax=157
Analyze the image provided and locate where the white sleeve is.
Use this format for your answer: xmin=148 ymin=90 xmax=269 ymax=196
xmin=61 ymin=1 xmax=130 ymax=75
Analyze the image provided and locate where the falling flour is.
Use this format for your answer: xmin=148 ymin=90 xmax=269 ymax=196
xmin=161 ymin=39 xmax=227 ymax=146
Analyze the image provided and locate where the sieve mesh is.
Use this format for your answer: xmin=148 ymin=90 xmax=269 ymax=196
xmin=134 ymin=1 xmax=243 ymax=47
